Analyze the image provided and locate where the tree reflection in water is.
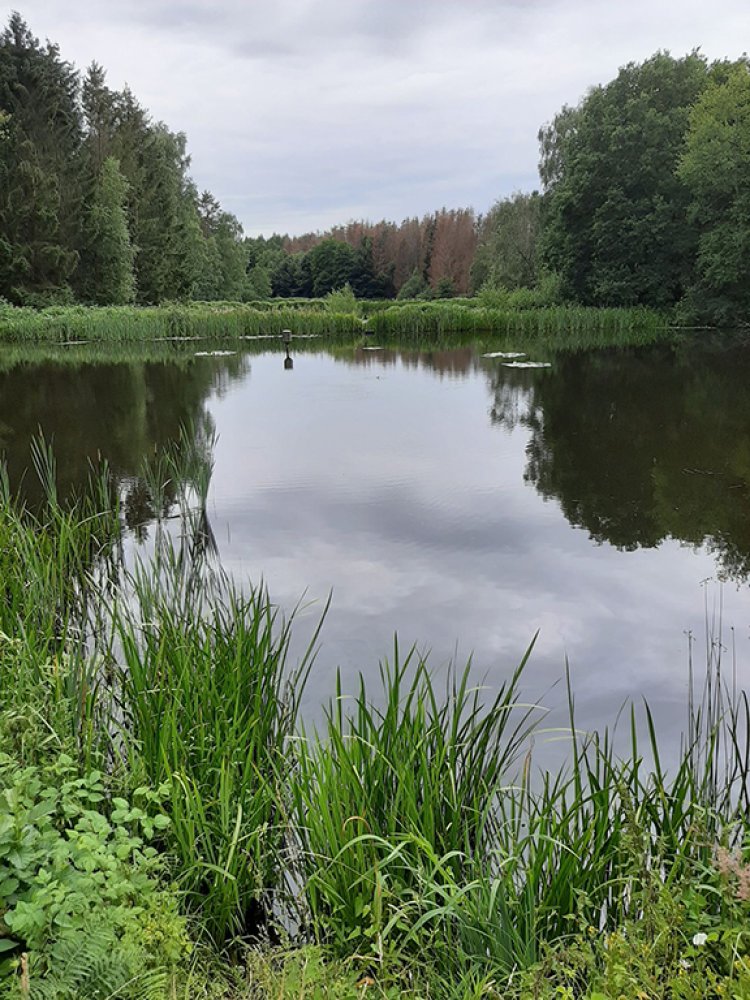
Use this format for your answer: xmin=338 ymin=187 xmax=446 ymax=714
xmin=485 ymin=338 xmax=750 ymax=582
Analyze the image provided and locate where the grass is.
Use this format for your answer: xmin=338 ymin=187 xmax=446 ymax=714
xmin=367 ymin=301 xmax=667 ymax=344
xmin=290 ymin=645 xmax=539 ymax=961
xmin=0 ymin=300 xmax=363 ymax=343
xmin=1 ymin=438 xmax=749 ymax=998
xmin=115 ymin=561 xmax=327 ymax=945
xmin=0 ymin=298 xmax=670 ymax=350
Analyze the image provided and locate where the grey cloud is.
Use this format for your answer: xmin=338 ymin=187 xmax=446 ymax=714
xmin=15 ymin=0 xmax=750 ymax=233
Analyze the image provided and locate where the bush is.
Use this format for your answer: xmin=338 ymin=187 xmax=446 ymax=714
xmin=325 ymin=283 xmax=359 ymax=315
xmin=0 ymin=753 xmax=188 ymax=997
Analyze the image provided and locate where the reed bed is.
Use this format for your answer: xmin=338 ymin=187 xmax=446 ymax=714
xmin=0 ymin=299 xmax=669 ymax=349
xmin=1 ymin=440 xmax=749 ymax=997
xmin=368 ymin=302 xmax=668 ymax=343
xmin=115 ymin=555 xmax=327 ymax=945
xmin=0 ymin=301 xmax=363 ymax=343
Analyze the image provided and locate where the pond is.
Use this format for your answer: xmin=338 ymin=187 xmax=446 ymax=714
xmin=1 ymin=334 xmax=748 ymax=744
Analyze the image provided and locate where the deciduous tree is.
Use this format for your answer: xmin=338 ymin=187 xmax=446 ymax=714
xmin=539 ymin=52 xmax=711 ymax=307
xmin=679 ymin=63 xmax=750 ymax=324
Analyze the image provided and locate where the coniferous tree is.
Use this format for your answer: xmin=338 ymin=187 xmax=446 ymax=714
xmin=0 ymin=14 xmax=81 ymax=302
xmin=396 ymin=268 xmax=427 ymax=299
xmin=197 ymin=190 xmax=248 ymax=299
xmin=270 ymin=253 xmax=306 ymax=297
xmin=213 ymin=211 xmax=247 ymax=299
xmin=305 ymin=239 xmax=356 ymax=296
xmin=81 ymin=62 xmax=116 ymax=175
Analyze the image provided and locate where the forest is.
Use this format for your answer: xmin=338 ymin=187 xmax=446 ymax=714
xmin=1 ymin=14 xmax=749 ymax=323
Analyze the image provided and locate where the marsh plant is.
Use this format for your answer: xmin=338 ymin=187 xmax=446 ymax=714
xmin=0 ymin=298 xmax=668 ymax=351
xmin=1 ymin=438 xmax=750 ymax=998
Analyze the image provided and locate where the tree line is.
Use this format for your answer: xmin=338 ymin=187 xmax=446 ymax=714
xmin=2 ymin=13 xmax=749 ymax=323
xmin=0 ymin=13 xmax=247 ymax=306
xmin=248 ymin=51 xmax=750 ymax=323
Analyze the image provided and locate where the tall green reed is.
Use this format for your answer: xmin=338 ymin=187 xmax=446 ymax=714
xmin=114 ymin=535 xmax=328 ymax=946
xmin=290 ymin=642 xmax=540 ymax=961
xmin=286 ymin=634 xmax=750 ymax=984
xmin=0 ymin=301 xmax=362 ymax=343
xmin=368 ymin=301 xmax=667 ymax=343
xmin=0 ymin=438 xmax=122 ymax=766
xmin=0 ymin=298 xmax=668 ymax=348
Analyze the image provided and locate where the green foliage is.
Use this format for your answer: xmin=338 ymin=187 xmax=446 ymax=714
xmin=305 ymin=239 xmax=357 ymax=297
xmin=3 ymin=438 xmax=750 ymax=995
xmin=367 ymin=301 xmax=665 ymax=344
xmin=0 ymin=15 xmax=81 ymax=305
xmin=0 ymin=15 xmax=244 ymax=308
xmin=477 ymin=274 xmax=562 ymax=310
xmin=511 ymin=847 xmax=750 ymax=1000
xmin=472 ymin=192 xmax=541 ymax=292
xmin=0 ymin=301 xmax=365 ymax=342
xmin=678 ymin=62 xmax=750 ymax=325
xmin=116 ymin=541 xmax=326 ymax=945
xmin=0 ymin=753 xmax=188 ymax=998
xmin=78 ymin=156 xmax=135 ymax=304
xmin=291 ymin=646 xmax=537 ymax=962
xmin=270 ymin=253 xmax=309 ymax=298
xmin=196 ymin=193 xmax=249 ymax=301
xmin=434 ymin=276 xmax=456 ymax=298
xmin=540 ymin=52 xmax=711 ymax=307
xmin=396 ymin=269 xmax=427 ymax=300
xmin=245 ymin=264 xmax=272 ymax=300
xmin=325 ymin=283 xmax=358 ymax=314
xmin=129 ymin=126 xmax=200 ymax=303
xmin=242 ymin=947 xmax=371 ymax=999
xmin=349 ymin=236 xmax=394 ymax=299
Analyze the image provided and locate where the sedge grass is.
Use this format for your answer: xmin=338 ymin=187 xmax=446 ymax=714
xmin=0 ymin=441 xmax=123 ymax=768
xmin=367 ymin=301 xmax=668 ymax=344
xmin=290 ymin=643 xmax=540 ymax=961
xmin=288 ymin=644 xmax=750 ymax=982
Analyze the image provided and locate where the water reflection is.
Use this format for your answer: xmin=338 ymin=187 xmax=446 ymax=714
xmin=483 ymin=340 xmax=750 ymax=581
xmin=0 ymin=353 xmax=249 ymax=510
xmin=0 ymin=338 xmax=748 ymax=744
xmin=341 ymin=338 xmax=750 ymax=582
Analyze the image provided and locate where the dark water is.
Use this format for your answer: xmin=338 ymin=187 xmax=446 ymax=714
xmin=2 ymin=336 xmax=748 ymax=742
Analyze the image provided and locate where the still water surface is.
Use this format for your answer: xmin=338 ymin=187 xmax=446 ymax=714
xmin=1 ymin=337 xmax=748 ymax=744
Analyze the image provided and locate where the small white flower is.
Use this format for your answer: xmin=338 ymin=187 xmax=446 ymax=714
xmin=692 ymin=932 xmax=708 ymax=946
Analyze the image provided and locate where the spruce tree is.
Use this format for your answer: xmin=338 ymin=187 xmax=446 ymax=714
xmin=0 ymin=14 xmax=82 ymax=302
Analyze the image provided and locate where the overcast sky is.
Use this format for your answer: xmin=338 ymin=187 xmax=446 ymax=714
xmin=10 ymin=0 xmax=750 ymax=236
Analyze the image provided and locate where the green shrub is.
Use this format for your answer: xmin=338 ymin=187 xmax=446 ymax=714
xmin=325 ymin=284 xmax=359 ymax=315
xmin=0 ymin=754 xmax=188 ymax=998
